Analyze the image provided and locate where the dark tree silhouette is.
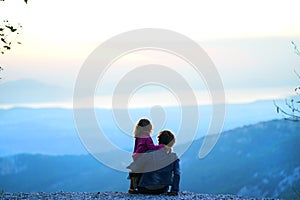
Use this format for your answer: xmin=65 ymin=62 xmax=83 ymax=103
xmin=274 ymin=41 xmax=300 ymax=122
xmin=0 ymin=20 xmax=23 ymax=54
xmin=0 ymin=0 xmax=27 ymax=54
xmin=0 ymin=0 xmax=27 ymax=77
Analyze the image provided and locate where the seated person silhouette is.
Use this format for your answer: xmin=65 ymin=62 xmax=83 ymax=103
xmin=127 ymin=130 xmax=180 ymax=196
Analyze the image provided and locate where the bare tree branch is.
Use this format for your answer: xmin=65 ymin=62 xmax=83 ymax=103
xmin=292 ymin=41 xmax=300 ymax=56
xmin=285 ymin=99 xmax=300 ymax=114
xmin=274 ymin=101 xmax=300 ymax=122
xmin=274 ymin=41 xmax=300 ymax=122
xmin=0 ymin=66 xmax=3 ymax=79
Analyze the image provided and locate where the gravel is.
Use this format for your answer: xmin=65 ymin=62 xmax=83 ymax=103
xmin=1 ymin=191 xmax=277 ymax=200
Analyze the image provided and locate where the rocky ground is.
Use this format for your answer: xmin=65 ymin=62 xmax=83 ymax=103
xmin=1 ymin=191 xmax=277 ymax=200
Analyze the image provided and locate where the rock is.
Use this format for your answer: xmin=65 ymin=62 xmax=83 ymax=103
xmin=1 ymin=191 xmax=277 ymax=200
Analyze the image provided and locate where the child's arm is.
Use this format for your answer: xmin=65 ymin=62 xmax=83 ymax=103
xmin=145 ymin=137 xmax=164 ymax=150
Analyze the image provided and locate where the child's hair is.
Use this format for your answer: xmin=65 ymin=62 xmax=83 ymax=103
xmin=158 ymin=130 xmax=175 ymax=147
xmin=134 ymin=118 xmax=153 ymax=138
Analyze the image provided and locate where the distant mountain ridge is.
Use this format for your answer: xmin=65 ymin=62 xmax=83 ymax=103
xmin=0 ymin=119 xmax=299 ymax=199
xmin=180 ymin=119 xmax=300 ymax=199
xmin=0 ymin=79 xmax=71 ymax=104
xmin=0 ymin=98 xmax=283 ymax=156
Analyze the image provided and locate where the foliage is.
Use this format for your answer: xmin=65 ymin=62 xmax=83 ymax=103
xmin=0 ymin=0 xmax=27 ymax=55
xmin=0 ymin=0 xmax=27 ymax=3
xmin=274 ymin=41 xmax=300 ymax=122
xmin=0 ymin=20 xmax=22 ymax=55
xmin=0 ymin=0 xmax=27 ymax=74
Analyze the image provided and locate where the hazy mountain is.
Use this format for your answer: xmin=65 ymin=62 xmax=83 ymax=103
xmin=0 ymin=79 xmax=71 ymax=104
xmin=0 ymin=99 xmax=283 ymax=156
xmin=0 ymin=119 xmax=299 ymax=199
xmin=0 ymin=107 xmax=87 ymax=156
xmin=180 ymin=119 xmax=300 ymax=199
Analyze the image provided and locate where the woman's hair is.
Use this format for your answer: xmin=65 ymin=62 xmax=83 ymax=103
xmin=134 ymin=118 xmax=153 ymax=138
xmin=158 ymin=130 xmax=175 ymax=147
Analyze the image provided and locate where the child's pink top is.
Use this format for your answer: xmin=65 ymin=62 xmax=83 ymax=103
xmin=132 ymin=136 xmax=164 ymax=160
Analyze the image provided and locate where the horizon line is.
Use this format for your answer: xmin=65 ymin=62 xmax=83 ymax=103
xmin=0 ymin=97 xmax=288 ymax=110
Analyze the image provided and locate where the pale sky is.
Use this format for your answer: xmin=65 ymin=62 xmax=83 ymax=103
xmin=1 ymin=0 xmax=300 ymax=108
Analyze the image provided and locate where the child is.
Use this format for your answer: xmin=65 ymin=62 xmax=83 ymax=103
xmin=132 ymin=118 xmax=165 ymax=160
